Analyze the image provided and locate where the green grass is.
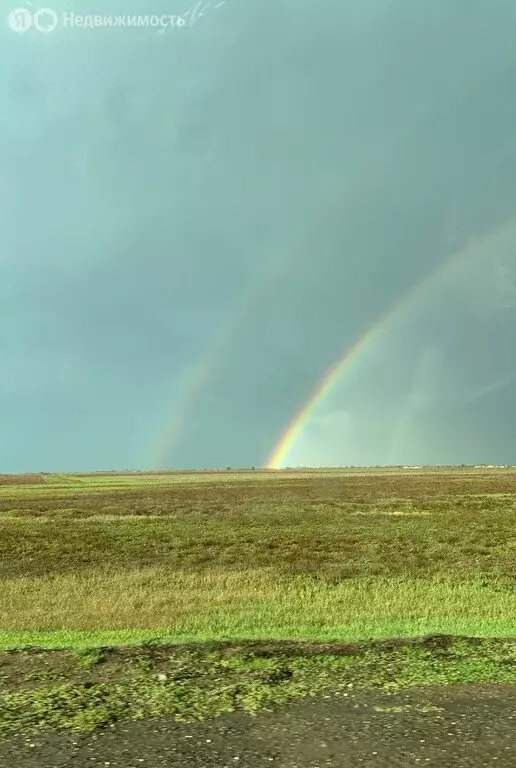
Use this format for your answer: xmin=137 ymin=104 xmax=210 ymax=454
xmin=1 ymin=470 xmax=515 ymax=646
xmin=0 ymin=636 xmax=515 ymax=741
xmin=0 ymin=569 xmax=515 ymax=650
xmin=0 ymin=468 xmax=515 ymax=738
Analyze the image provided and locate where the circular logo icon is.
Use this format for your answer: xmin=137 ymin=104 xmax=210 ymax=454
xmin=33 ymin=7 xmax=58 ymax=32
xmin=7 ymin=7 xmax=32 ymax=32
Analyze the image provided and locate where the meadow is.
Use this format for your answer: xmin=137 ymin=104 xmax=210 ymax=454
xmin=0 ymin=467 xmax=515 ymax=739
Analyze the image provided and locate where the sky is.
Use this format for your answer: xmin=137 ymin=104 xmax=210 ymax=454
xmin=2 ymin=0 xmax=516 ymax=472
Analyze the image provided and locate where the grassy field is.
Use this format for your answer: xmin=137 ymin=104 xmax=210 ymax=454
xmin=0 ymin=467 xmax=515 ymax=739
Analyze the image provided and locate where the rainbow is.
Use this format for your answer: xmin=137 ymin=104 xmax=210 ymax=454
xmin=266 ymin=316 xmax=396 ymax=469
xmin=149 ymin=149 xmax=400 ymax=470
xmin=266 ymin=213 xmax=516 ymax=469
xmin=149 ymin=120 xmax=470 ymax=471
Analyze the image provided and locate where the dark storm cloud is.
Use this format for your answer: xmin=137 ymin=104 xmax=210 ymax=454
xmin=2 ymin=0 xmax=516 ymax=471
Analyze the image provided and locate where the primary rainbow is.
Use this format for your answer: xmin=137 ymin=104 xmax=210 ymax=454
xmin=265 ymin=311 xmax=400 ymax=469
xmin=266 ymin=213 xmax=516 ymax=469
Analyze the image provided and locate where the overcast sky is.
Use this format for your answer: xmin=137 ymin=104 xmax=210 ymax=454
xmin=2 ymin=0 xmax=516 ymax=472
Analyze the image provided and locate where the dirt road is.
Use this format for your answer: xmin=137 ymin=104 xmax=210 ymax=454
xmin=1 ymin=683 xmax=515 ymax=767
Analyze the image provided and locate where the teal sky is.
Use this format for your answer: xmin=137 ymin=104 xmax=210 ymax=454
xmin=2 ymin=0 xmax=516 ymax=471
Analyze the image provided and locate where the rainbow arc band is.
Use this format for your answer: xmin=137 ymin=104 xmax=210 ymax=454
xmin=266 ymin=214 xmax=516 ymax=469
